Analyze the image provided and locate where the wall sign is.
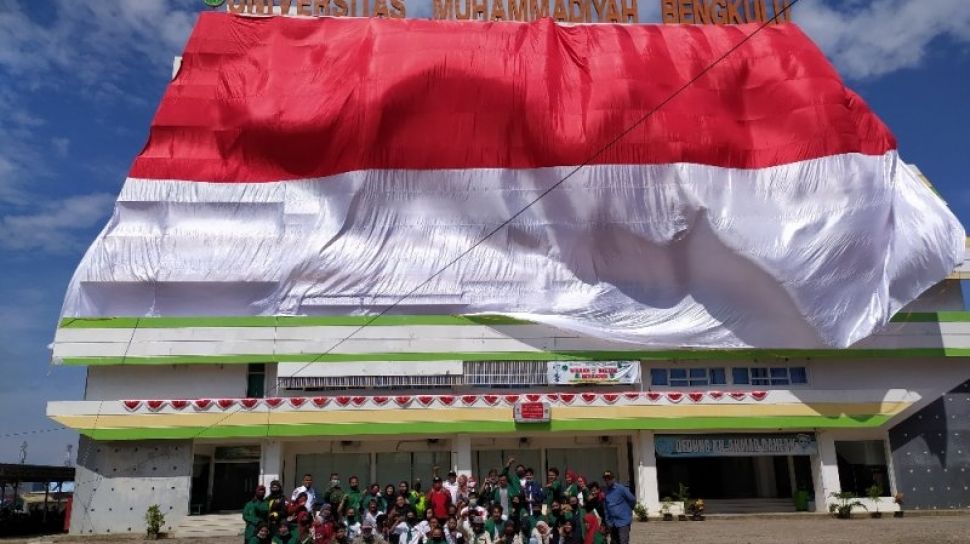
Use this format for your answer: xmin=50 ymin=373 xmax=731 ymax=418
xmin=655 ymin=433 xmax=817 ymax=457
xmin=514 ymin=401 xmax=551 ymax=423
xmin=547 ymin=361 xmax=640 ymax=385
xmin=661 ymin=0 xmax=793 ymax=24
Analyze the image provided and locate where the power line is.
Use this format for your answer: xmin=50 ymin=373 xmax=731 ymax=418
xmin=69 ymin=2 xmax=802 ymax=517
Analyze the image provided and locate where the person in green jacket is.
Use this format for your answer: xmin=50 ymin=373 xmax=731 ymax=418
xmin=244 ymin=485 xmax=269 ymax=544
xmin=490 ymin=474 xmax=521 ymax=515
xmin=345 ymin=476 xmax=365 ymax=513
xmin=500 ymin=458 xmax=523 ymax=496
xmin=273 ymin=521 xmax=300 ymax=544
xmin=543 ymin=469 xmax=562 ymax=508
xmin=248 ymin=522 xmax=272 ymax=544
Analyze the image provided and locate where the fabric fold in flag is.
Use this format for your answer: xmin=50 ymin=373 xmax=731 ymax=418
xmin=61 ymin=14 xmax=965 ymax=349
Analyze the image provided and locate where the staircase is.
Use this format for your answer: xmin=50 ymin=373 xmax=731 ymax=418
xmin=172 ymin=513 xmax=244 ymax=538
xmin=703 ymin=498 xmax=802 ymax=515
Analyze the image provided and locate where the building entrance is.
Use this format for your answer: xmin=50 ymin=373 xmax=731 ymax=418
xmin=657 ymin=456 xmax=812 ymax=499
xmin=655 ymin=433 xmax=817 ymax=505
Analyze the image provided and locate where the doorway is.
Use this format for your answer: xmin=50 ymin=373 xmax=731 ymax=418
xmin=211 ymin=461 xmax=260 ymax=512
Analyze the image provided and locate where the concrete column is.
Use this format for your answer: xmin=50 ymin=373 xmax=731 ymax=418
xmin=633 ymin=431 xmax=660 ymax=516
xmin=753 ymin=456 xmax=777 ymax=498
xmin=452 ymin=434 xmax=473 ymax=477
xmin=811 ymin=431 xmax=841 ymax=512
xmin=261 ymin=440 xmax=284 ymax=488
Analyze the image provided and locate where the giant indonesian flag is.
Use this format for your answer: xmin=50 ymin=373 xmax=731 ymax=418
xmin=61 ymin=14 xmax=964 ymax=349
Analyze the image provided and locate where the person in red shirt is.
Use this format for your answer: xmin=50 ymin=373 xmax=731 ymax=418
xmin=427 ymin=477 xmax=452 ymax=524
xmin=581 ymin=503 xmax=599 ymax=544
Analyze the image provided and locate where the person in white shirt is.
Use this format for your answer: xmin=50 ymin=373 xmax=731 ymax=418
xmin=292 ymin=473 xmax=317 ymax=512
xmin=443 ymin=471 xmax=460 ymax=504
xmin=394 ymin=510 xmax=426 ymax=544
xmin=346 ymin=507 xmax=363 ymax=540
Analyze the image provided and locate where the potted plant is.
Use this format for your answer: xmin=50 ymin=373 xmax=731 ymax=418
xmin=828 ymin=491 xmax=865 ymax=519
xmin=688 ymin=498 xmax=705 ymax=521
xmin=145 ymin=504 xmax=165 ymax=539
xmin=674 ymin=483 xmax=690 ymax=521
xmin=660 ymin=497 xmax=674 ymax=521
xmin=866 ymin=485 xmax=883 ymax=518
xmin=633 ymin=502 xmax=649 ymax=522
xmin=894 ymin=492 xmax=905 ymax=518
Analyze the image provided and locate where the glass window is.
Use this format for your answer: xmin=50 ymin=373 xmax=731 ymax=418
xmin=751 ymin=367 xmax=769 ymax=386
xmin=247 ymin=363 xmax=266 ymax=398
xmin=732 ymin=368 xmax=749 ymax=385
xmin=650 ymin=368 xmax=668 ymax=386
xmin=710 ymin=368 xmax=727 ymax=385
xmin=669 ymin=368 xmax=688 ymax=387
xmin=790 ymin=367 xmax=808 ymax=384
xmin=688 ymin=368 xmax=707 ymax=386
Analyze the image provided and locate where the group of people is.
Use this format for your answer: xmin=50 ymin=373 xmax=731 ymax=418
xmin=242 ymin=458 xmax=636 ymax=544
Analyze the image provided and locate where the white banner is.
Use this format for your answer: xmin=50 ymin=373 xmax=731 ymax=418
xmin=546 ymin=361 xmax=640 ymax=385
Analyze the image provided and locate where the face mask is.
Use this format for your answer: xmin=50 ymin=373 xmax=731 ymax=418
xmin=469 ymin=500 xmax=478 ymax=506
xmin=332 ymin=480 xmax=341 ymax=487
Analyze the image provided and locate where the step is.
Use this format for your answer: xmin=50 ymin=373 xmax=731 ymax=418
xmin=172 ymin=513 xmax=244 ymax=538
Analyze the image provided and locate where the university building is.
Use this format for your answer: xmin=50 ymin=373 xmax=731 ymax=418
xmin=46 ymin=12 xmax=969 ymax=535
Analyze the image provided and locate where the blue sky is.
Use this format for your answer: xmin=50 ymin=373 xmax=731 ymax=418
xmin=0 ymin=0 xmax=968 ymax=464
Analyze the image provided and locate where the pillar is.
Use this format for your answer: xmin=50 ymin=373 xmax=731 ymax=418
xmin=811 ymin=431 xmax=840 ymax=512
xmin=261 ymin=440 xmax=284 ymax=488
xmin=633 ymin=431 xmax=660 ymax=516
xmin=753 ymin=456 xmax=777 ymax=498
xmin=452 ymin=434 xmax=473 ymax=477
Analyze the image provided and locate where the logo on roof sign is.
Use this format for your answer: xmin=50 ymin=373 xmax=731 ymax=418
xmin=203 ymin=0 xmax=227 ymax=7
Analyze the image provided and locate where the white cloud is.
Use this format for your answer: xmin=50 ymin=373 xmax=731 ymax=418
xmin=0 ymin=193 xmax=115 ymax=254
xmin=0 ymin=0 xmax=196 ymax=93
xmin=51 ymin=137 xmax=70 ymax=158
xmin=797 ymin=0 xmax=970 ymax=80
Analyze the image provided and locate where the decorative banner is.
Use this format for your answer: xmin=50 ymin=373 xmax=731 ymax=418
xmin=655 ymin=433 xmax=818 ymax=458
xmin=547 ymin=361 xmax=640 ymax=385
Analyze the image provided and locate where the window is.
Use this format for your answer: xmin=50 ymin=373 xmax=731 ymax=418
xmin=650 ymin=368 xmax=726 ymax=387
xmin=732 ymin=367 xmax=808 ymax=386
xmin=278 ymin=374 xmax=463 ymax=391
xmin=464 ymin=361 xmax=548 ymax=387
xmin=246 ymin=363 xmax=266 ymax=398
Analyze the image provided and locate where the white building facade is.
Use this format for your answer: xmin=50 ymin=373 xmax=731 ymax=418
xmin=48 ymin=245 xmax=970 ymax=534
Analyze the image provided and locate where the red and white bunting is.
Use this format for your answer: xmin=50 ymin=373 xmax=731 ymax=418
xmin=729 ymin=391 xmax=747 ymax=401
xmin=264 ymin=398 xmax=284 ymax=408
xmin=461 ymin=395 xmax=478 ymax=406
xmin=751 ymin=391 xmax=768 ymax=401
xmin=312 ymin=396 xmax=329 ymax=408
xmin=194 ymin=399 xmax=212 ymax=410
xmin=290 ymin=397 xmax=307 ymax=408
xmin=666 ymin=392 xmax=684 ymax=403
xmin=217 ymin=399 xmax=235 ymax=410
xmin=688 ymin=392 xmax=704 ymax=402
xmin=241 ymin=398 xmax=260 ymax=409
xmin=123 ymin=400 xmax=142 ymax=411
xmin=395 ymin=396 xmax=413 ymax=407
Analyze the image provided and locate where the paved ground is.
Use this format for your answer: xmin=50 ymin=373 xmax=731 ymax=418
xmin=6 ymin=515 xmax=970 ymax=544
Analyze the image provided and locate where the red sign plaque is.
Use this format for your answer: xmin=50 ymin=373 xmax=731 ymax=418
xmin=514 ymin=401 xmax=551 ymax=423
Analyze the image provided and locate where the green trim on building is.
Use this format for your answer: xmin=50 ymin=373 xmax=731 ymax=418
xmin=57 ymin=311 xmax=970 ymax=330
xmin=76 ymin=414 xmax=892 ymax=440
xmin=59 ymin=347 xmax=970 ymax=366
